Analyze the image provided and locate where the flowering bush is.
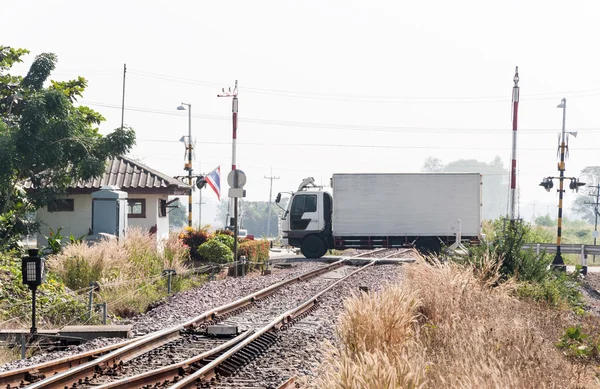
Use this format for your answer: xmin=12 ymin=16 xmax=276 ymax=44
xmin=239 ymin=239 xmax=270 ymax=269
xmin=179 ymin=226 xmax=212 ymax=261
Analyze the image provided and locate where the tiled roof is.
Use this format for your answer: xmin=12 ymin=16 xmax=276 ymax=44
xmin=24 ymin=156 xmax=190 ymax=192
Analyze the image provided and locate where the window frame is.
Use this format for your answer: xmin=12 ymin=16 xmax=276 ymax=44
xmin=48 ymin=198 xmax=74 ymax=212
xmin=127 ymin=199 xmax=146 ymax=218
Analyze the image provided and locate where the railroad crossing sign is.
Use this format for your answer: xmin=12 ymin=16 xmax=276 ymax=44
xmin=228 ymin=169 xmax=247 ymax=198
xmin=227 ymin=169 xmax=247 ymax=188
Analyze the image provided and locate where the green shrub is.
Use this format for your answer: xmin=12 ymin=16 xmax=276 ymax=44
xmin=465 ymin=219 xmax=552 ymax=283
xmin=239 ymin=239 xmax=270 ymax=269
xmin=213 ymin=234 xmax=234 ymax=251
xmin=197 ymin=240 xmax=233 ymax=263
xmin=516 ymin=273 xmax=583 ymax=310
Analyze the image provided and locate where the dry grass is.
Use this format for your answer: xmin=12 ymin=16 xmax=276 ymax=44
xmin=45 ymin=228 xmax=197 ymax=318
xmin=0 ymin=345 xmax=19 ymax=365
xmin=313 ymin=254 xmax=600 ymax=389
xmin=47 ymin=228 xmax=190 ymax=289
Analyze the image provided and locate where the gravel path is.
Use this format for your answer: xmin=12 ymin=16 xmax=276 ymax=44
xmin=0 ymin=261 xmax=329 ymax=373
xmin=211 ymin=263 xmax=405 ymax=388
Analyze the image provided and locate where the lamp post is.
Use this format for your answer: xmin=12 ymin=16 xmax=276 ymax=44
xmin=177 ymin=103 xmax=193 ymax=228
xmin=21 ymin=249 xmax=44 ymax=335
xmin=539 ymin=98 xmax=584 ymax=270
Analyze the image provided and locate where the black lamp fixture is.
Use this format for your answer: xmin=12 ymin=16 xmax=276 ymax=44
xmin=21 ymin=248 xmax=44 ymax=335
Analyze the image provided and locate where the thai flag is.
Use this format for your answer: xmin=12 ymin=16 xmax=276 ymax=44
xmin=205 ymin=166 xmax=221 ymax=201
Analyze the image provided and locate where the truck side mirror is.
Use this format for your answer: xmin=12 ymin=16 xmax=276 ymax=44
xmin=275 ymin=193 xmax=281 ymax=204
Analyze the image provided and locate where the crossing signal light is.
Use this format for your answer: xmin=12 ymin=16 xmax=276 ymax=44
xmin=196 ymin=175 xmax=206 ymax=190
xmin=569 ymin=178 xmax=585 ymax=192
xmin=539 ymin=177 xmax=554 ymax=192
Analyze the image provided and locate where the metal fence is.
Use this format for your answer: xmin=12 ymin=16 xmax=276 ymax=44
xmin=522 ymin=243 xmax=600 ymax=267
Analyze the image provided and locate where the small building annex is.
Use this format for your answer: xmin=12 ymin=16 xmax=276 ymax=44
xmin=26 ymin=156 xmax=190 ymax=246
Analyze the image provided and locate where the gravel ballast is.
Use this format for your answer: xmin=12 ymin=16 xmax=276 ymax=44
xmin=0 ymin=260 xmax=331 ymax=373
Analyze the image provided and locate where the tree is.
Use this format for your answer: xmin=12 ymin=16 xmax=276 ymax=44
xmin=421 ymin=157 xmax=444 ymax=173
xmin=421 ymin=156 xmax=508 ymax=220
xmin=572 ymin=166 xmax=600 ymax=224
xmin=0 ymin=46 xmax=136 ymax=248
xmin=168 ymin=199 xmax=187 ymax=230
xmin=215 ymin=197 xmax=289 ymax=237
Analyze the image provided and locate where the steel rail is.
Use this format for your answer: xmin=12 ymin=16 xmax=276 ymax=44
xmin=93 ymin=330 xmax=255 ymax=389
xmin=0 ymin=338 xmax=139 ymax=388
xmin=22 ymin=254 xmax=376 ymax=389
xmin=276 ymin=376 xmax=297 ymax=388
xmin=169 ymin=261 xmax=376 ymax=389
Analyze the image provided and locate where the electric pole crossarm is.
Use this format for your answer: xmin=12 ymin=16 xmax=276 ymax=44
xmin=264 ymin=168 xmax=280 ymax=238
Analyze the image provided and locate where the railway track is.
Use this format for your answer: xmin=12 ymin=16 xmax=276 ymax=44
xmin=1 ymin=251 xmax=385 ymax=389
xmin=93 ymin=259 xmax=377 ymax=389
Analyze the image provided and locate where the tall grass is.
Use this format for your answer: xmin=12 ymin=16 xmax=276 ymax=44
xmin=314 ymin=255 xmax=600 ymax=388
xmin=46 ymin=228 xmax=198 ymax=318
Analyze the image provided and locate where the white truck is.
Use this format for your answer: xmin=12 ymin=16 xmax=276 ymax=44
xmin=276 ymin=173 xmax=483 ymax=258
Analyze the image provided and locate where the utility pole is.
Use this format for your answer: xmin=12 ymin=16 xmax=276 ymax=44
xmin=264 ymin=168 xmax=280 ymax=237
xmin=120 ymin=64 xmax=126 ymax=130
xmin=509 ymin=67 xmax=520 ymax=223
xmin=218 ymin=81 xmax=240 ymax=265
xmin=584 ymin=184 xmax=600 ymax=262
xmin=177 ymin=103 xmax=193 ymax=227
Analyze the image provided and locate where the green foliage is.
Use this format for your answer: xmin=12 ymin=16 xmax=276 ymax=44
xmin=179 ymin=226 xmax=211 ymax=261
xmin=0 ymin=45 xmax=136 ymax=246
xmin=43 ymin=226 xmax=65 ymax=255
xmin=216 ymin=199 xmax=286 ymax=237
xmin=470 ymin=219 xmax=551 ymax=282
xmin=535 ymin=214 xmax=554 ymax=227
xmin=239 ymin=239 xmax=270 ymax=269
xmin=213 ymin=233 xmax=234 ymax=251
xmin=555 ymin=325 xmax=600 ymax=384
xmin=462 ymin=217 xmax=583 ymax=310
xmin=0 ymin=251 xmax=89 ymax=327
xmin=0 ymin=183 xmax=38 ymax=251
xmin=516 ymin=273 xmax=583 ymax=310
xmin=197 ymin=240 xmax=233 ymax=263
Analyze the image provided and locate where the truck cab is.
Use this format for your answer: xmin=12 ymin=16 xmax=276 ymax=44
xmin=277 ymin=177 xmax=332 ymax=258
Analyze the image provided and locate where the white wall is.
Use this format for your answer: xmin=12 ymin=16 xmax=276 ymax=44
xmin=128 ymin=194 xmax=170 ymax=240
xmin=37 ymin=193 xmax=171 ymax=247
xmin=37 ymin=194 xmax=93 ymax=247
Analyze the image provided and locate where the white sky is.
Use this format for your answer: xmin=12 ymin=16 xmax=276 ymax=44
xmin=4 ymin=0 xmax=600 ymax=225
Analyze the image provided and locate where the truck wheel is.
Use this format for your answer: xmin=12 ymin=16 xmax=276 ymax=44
xmin=301 ymin=235 xmax=327 ymax=259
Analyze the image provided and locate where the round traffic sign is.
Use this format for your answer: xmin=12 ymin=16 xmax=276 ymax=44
xmin=227 ymin=169 xmax=247 ymax=188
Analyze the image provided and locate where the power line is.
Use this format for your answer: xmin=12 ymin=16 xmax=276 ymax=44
xmin=81 ymin=100 xmax=600 ymax=135
xmin=135 ymin=137 xmax=600 ymax=152
xmin=127 ymin=70 xmax=600 ymax=104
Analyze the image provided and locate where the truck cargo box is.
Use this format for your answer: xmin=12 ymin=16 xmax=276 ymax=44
xmin=331 ymin=173 xmax=482 ymax=237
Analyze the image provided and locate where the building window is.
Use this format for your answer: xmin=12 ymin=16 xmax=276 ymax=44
xmin=127 ymin=199 xmax=146 ymax=218
xmin=48 ymin=199 xmax=74 ymax=212
xmin=159 ymin=199 xmax=167 ymax=218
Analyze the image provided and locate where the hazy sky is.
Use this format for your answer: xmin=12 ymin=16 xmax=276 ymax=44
xmin=5 ymin=0 xmax=600 ymax=225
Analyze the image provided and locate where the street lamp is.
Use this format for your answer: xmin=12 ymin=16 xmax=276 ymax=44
xmin=177 ymin=103 xmax=193 ymax=228
xmin=21 ymin=249 xmax=44 ymax=335
xmin=539 ymin=98 xmax=584 ymax=271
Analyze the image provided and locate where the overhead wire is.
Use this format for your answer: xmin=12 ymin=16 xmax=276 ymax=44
xmin=82 ymin=100 xmax=600 ymax=135
xmin=127 ymin=69 xmax=600 ymax=104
